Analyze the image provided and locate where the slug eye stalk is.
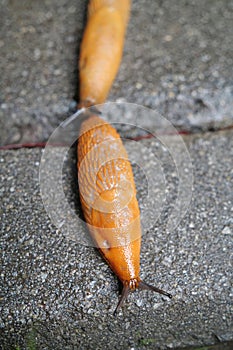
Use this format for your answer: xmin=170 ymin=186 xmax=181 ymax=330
xmin=138 ymin=281 xmax=172 ymax=299
xmin=114 ymin=280 xmax=172 ymax=315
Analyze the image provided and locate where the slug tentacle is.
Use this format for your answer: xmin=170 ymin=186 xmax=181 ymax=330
xmin=114 ymin=282 xmax=130 ymax=316
xmin=138 ymin=281 xmax=172 ymax=299
xmin=114 ymin=279 xmax=172 ymax=314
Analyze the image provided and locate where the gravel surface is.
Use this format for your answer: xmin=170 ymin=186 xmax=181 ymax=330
xmin=0 ymin=130 xmax=232 ymax=349
xmin=0 ymin=0 xmax=85 ymax=146
xmin=1 ymin=0 xmax=233 ymax=348
xmin=115 ymin=0 xmax=233 ymax=132
xmin=1 ymin=0 xmax=233 ymax=146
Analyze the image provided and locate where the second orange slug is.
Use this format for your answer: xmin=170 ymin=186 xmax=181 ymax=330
xmin=77 ymin=115 xmax=172 ymax=313
xmin=79 ymin=0 xmax=131 ymax=107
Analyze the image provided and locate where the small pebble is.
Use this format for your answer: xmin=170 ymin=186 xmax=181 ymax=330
xmin=222 ymin=226 xmax=232 ymax=235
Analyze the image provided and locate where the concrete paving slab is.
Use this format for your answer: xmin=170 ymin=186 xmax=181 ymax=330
xmin=1 ymin=0 xmax=233 ymax=146
xmin=0 ymin=129 xmax=232 ymax=349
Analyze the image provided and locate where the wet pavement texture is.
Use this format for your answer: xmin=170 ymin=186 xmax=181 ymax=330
xmin=0 ymin=130 xmax=232 ymax=349
xmin=1 ymin=0 xmax=233 ymax=146
xmin=1 ymin=0 xmax=233 ymax=349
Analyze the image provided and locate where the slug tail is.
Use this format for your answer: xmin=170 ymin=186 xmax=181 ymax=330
xmin=114 ymin=283 xmax=130 ymax=315
xmin=139 ymin=281 xmax=172 ymax=299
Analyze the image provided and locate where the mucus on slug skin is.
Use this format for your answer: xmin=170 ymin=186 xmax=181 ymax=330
xmin=77 ymin=115 xmax=172 ymax=313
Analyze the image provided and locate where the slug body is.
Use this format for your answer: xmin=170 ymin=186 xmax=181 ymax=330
xmin=79 ymin=0 xmax=131 ymax=106
xmin=78 ymin=115 xmax=141 ymax=282
xmin=77 ymin=115 xmax=172 ymax=312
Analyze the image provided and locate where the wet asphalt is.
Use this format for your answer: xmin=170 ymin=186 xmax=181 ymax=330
xmin=0 ymin=0 xmax=233 ymax=146
xmin=0 ymin=0 xmax=233 ymax=349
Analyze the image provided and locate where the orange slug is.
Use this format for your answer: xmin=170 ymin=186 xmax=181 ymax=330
xmin=77 ymin=115 xmax=172 ymax=313
xmin=79 ymin=0 xmax=131 ymax=107
xmin=77 ymin=0 xmax=172 ymax=312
